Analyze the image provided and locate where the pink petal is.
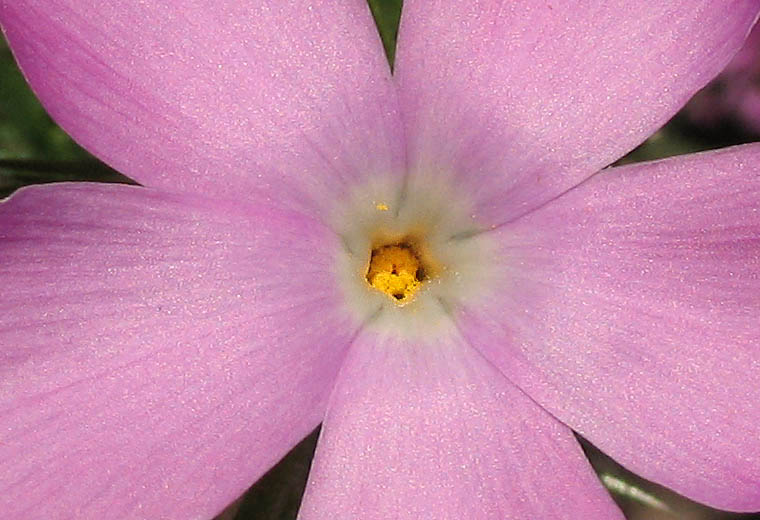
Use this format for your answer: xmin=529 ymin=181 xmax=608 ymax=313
xmin=0 ymin=183 xmax=355 ymax=519
xmin=395 ymin=0 xmax=760 ymax=225
xmin=298 ymin=329 xmax=624 ymax=520
xmin=457 ymin=144 xmax=760 ymax=511
xmin=0 ymin=1 xmax=404 ymax=210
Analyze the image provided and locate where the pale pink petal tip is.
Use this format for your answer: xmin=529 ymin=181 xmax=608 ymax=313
xmin=396 ymin=0 xmax=760 ymax=224
xmin=0 ymin=183 xmax=355 ymax=519
xmin=458 ymin=144 xmax=760 ymax=511
xmin=299 ymin=330 xmax=624 ymax=520
xmin=0 ymin=0 xmax=404 ymax=209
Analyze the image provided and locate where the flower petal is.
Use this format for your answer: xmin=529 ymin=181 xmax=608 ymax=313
xmin=0 ymin=183 xmax=355 ymax=519
xmin=395 ymin=0 xmax=760 ymax=225
xmin=0 ymin=1 xmax=403 ymax=210
xmin=298 ymin=328 xmax=624 ymax=520
xmin=457 ymin=144 xmax=760 ymax=511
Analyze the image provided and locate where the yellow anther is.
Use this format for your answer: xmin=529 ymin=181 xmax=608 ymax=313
xmin=375 ymin=202 xmax=389 ymax=211
xmin=366 ymin=245 xmax=422 ymax=304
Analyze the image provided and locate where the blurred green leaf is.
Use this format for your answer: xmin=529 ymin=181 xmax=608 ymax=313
xmin=0 ymin=39 xmax=89 ymax=161
xmin=368 ymin=0 xmax=402 ymax=68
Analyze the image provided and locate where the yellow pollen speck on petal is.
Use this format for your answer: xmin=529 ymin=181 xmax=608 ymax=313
xmin=366 ymin=245 xmax=423 ymax=304
xmin=375 ymin=202 xmax=389 ymax=211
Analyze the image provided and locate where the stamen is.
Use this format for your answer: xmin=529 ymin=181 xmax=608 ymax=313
xmin=366 ymin=244 xmax=425 ymax=304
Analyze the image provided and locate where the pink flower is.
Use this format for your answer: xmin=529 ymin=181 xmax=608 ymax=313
xmin=1 ymin=2 xmax=759 ymax=519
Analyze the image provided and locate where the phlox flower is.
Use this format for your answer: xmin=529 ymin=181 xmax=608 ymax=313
xmin=1 ymin=1 xmax=760 ymax=519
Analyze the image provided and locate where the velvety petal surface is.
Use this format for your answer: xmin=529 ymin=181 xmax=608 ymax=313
xmin=0 ymin=1 xmax=403 ymax=212
xmin=456 ymin=144 xmax=760 ymax=511
xmin=0 ymin=183 xmax=355 ymax=519
xmin=395 ymin=0 xmax=760 ymax=225
xmin=298 ymin=327 xmax=624 ymax=520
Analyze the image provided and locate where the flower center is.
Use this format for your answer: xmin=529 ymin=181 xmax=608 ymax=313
xmin=366 ymin=243 xmax=426 ymax=304
xmin=331 ymin=172 xmax=498 ymax=339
